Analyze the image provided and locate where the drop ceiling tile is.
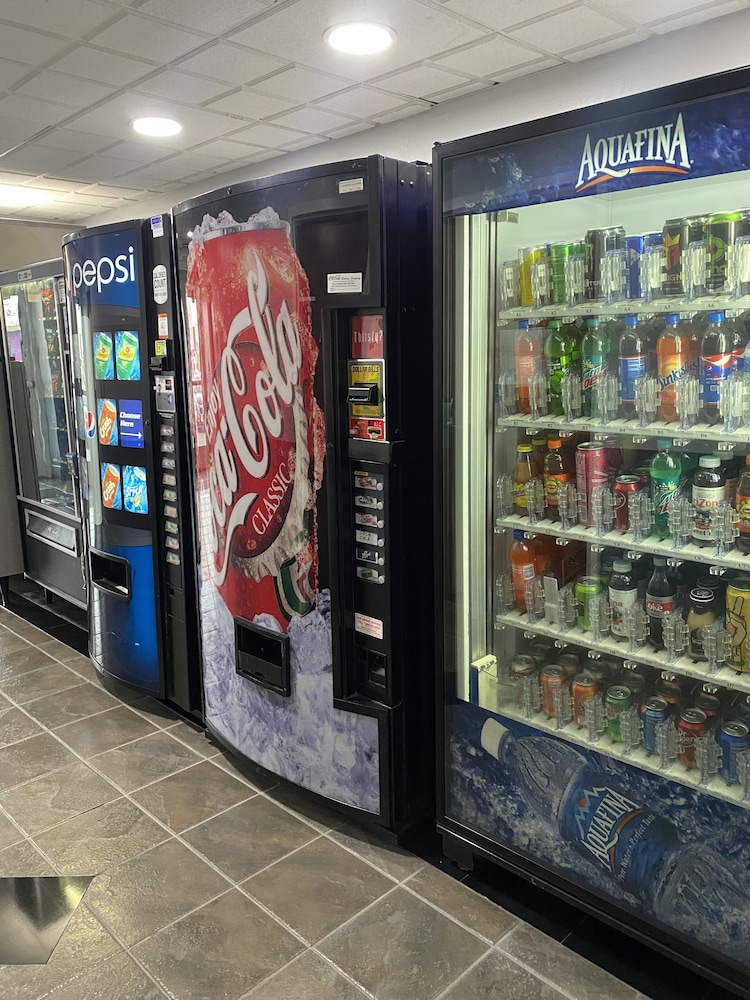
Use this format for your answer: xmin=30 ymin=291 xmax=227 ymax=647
xmin=95 ymin=139 xmax=180 ymax=164
xmin=164 ymin=149 xmax=235 ymax=171
xmin=52 ymin=155 xmax=145 ymax=182
xmin=188 ymin=138 xmax=265 ymax=160
xmin=563 ymin=31 xmax=645 ymax=59
xmin=0 ymin=170 xmax=38 ymax=186
xmin=427 ymin=79 xmax=493 ymax=103
xmin=67 ymin=95 xmax=245 ymax=145
xmin=649 ymin=0 xmax=748 ymax=32
xmin=0 ymin=58 xmax=34 ymax=91
xmin=255 ymin=67 xmax=351 ymax=102
xmin=117 ymin=162 xmax=195 ymax=184
xmin=440 ymin=0 xmax=578 ymax=33
xmin=35 ymin=129 xmax=118 ymax=155
xmin=284 ymin=135 xmax=328 ymax=151
xmin=0 ymin=147 xmax=81 ymax=174
xmin=27 ymin=177 xmax=88 ymax=193
xmin=375 ymin=102 xmax=432 ymax=124
xmin=591 ymin=0 xmax=719 ymax=25
xmin=315 ymin=86 xmax=405 ymax=118
xmin=436 ymin=34 xmax=548 ymax=75
xmin=0 ymin=0 xmax=121 ymax=38
xmin=227 ymin=122 xmax=311 ymax=150
xmin=15 ymin=71 xmax=117 ymax=108
xmin=508 ymin=4 xmax=629 ymax=53
xmin=60 ymin=192 xmax=115 ymax=208
xmin=133 ymin=70 xmax=230 ymax=105
xmin=0 ymin=25 xmax=71 ymax=65
xmin=49 ymin=46 xmax=155 ymax=87
xmin=269 ymin=107 xmax=354 ymax=135
xmin=174 ymin=41 xmax=288 ymax=85
xmin=78 ymin=183 xmax=142 ymax=198
xmin=492 ymin=55 xmax=562 ymax=81
xmin=373 ymin=65 xmax=471 ymax=100
xmin=328 ymin=120 xmax=374 ymax=138
xmin=0 ymin=93 xmax=73 ymax=127
xmin=0 ymin=115 xmax=44 ymax=145
xmin=137 ymin=0 xmax=268 ymax=35
xmin=206 ymin=89 xmax=295 ymax=119
xmin=88 ymin=13 xmax=207 ymax=63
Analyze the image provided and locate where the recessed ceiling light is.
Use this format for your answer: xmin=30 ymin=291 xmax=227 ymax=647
xmin=325 ymin=22 xmax=395 ymax=55
xmin=0 ymin=184 xmax=54 ymax=208
xmin=131 ymin=116 xmax=182 ymax=137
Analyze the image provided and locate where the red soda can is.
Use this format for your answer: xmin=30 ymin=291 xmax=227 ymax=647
xmin=613 ymin=475 xmax=641 ymax=531
xmin=576 ymin=443 xmax=609 ymax=526
xmin=603 ymin=437 xmax=623 ymax=479
xmin=656 ymin=672 xmax=683 ymax=708
xmin=693 ymin=683 xmax=722 ymax=719
xmin=678 ymin=707 xmax=710 ymax=768
xmin=540 ymin=665 xmax=567 ymax=718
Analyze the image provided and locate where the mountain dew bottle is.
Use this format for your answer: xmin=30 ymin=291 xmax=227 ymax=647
xmin=544 ymin=319 xmax=578 ymax=416
xmin=650 ymin=439 xmax=682 ymax=540
xmin=581 ymin=317 xmax=610 ymax=417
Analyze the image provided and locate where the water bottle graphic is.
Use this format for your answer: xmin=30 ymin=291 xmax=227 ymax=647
xmin=480 ymin=719 xmax=750 ymax=933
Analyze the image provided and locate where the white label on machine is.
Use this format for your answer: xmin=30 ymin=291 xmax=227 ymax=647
xmin=153 ymin=264 xmax=168 ymax=304
xmin=327 ymin=272 xmax=362 ymax=294
xmin=339 ymin=178 xmax=364 ymax=194
xmin=355 ymin=612 xmax=384 ymax=640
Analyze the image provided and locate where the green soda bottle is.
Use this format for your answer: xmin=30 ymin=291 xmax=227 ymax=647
xmin=544 ymin=319 xmax=577 ymax=416
xmin=650 ymin=439 xmax=682 ymax=540
xmin=580 ymin=317 xmax=610 ymax=417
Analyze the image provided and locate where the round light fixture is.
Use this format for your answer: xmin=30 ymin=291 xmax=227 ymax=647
xmin=325 ymin=22 xmax=395 ymax=55
xmin=0 ymin=184 xmax=54 ymax=208
xmin=131 ymin=116 xmax=182 ymax=137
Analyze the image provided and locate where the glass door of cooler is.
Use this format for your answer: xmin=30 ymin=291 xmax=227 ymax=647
xmin=438 ymin=75 xmax=750 ymax=990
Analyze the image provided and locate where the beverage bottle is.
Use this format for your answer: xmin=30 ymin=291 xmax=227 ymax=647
xmin=656 ymin=314 xmax=690 ymax=423
xmin=674 ymin=560 xmax=697 ymax=612
xmin=580 ymin=317 xmax=610 ymax=417
xmin=650 ymin=440 xmax=682 ymax=540
xmin=691 ymin=455 xmax=725 ymax=546
xmin=646 ymin=556 xmax=676 ymax=649
xmin=531 ymin=436 xmax=548 ymax=475
xmin=633 ymin=553 xmax=651 ymax=603
xmin=736 ymin=455 xmax=750 ymax=553
xmin=531 ymin=532 xmax=555 ymax=576
xmin=699 ymin=311 xmax=740 ymax=424
xmin=618 ymin=315 xmax=649 ymax=418
xmin=676 ymin=450 xmax=697 ymax=499
xmin=721 ymin=452 xmax=740 ymax=502
xmin=513 ymin=443 xmax=535 ymax=516
xmin=543 ymin=438 xmax=573 ymax=521
xmin=608 ymin=558 xmax=638 ymax=638
xmin=509 ymin=529 xmax=539 ymax=613
xmin=514 ymin=320 xmax=542 ymax=414
xmin=544 ymin=319 xmax=577 ymax=416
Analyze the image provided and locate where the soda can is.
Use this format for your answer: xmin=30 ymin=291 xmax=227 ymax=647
xmin=122 ymin=465 xmax=149 ymax=515
xmin=656 ymin=672 xmax=684 ymax=708
xmin=572 ymin=672 xmax=599 ymax=726
xmin=557 ymin=651 xmax=580 ymax=678
xmin=100 ymin=463 xmax=122 ymax=510
xmin=693 ymin=684 xmax=722 ymax=719
xmin=613 ymin=475 xmax=641 ymax=531
xmin=705 ymin=211 xmax=743 ymax=293
xmin=518 ymin=246 xmax=548 ymax=308
xmin=511 ymin=654 xmax=538 ymax=678
xmin=662 ymin=216 xmax=707 ymax=297
xmin=540 ymin=665 xmax=567 ymax=718
xmin=94 ymin=331 xmax=114 ymax=380
xmin=678 ymin=707 xmax=710 ymax=768
xmin=625 ymin=235 xmax=645 ymax=299
xmin=585 ymin=226 xmax=626 ymax=300
xmin=575 ymin=576 xmax=602 ymax=631
xmin=549 ymin=242 xmax=577 ymax=305
xmin=726 ymin=579 xmax=750 ymax=671
xmin=640 ymin=695 xmax=671 ymax=753
xmin=606 ymin=684 xmax=634 ymax=742
xmin=718 ymin=720 xmax=750 ymax=782
xmin=618 ymin=664 xmax=649 ymax=692
xmin=730 ymin=693 xmax=750 ymax=724
xmin=576 ymin=443 xmax=610 ymax=526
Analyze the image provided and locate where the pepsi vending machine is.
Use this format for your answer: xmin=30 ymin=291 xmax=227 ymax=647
xmin=63 ymin=219 xmax=200 ymax=715
xmin=173 ymin=156 xmax=433 ymax=832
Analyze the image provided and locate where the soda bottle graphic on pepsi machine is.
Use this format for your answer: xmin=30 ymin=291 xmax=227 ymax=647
xmin=63 ymin=220 xmax=201 ymax=714
xmin=172 ymin=157 xmax=434 ymax=832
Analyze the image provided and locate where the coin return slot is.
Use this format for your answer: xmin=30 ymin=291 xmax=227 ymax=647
xmin=235 ymin=617 xmax=291 ymax=697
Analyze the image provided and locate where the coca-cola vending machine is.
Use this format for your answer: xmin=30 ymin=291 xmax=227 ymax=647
xmin=63 ymin=219 xmax=201 ymax=716
xmin=173 ymin=156 xmax=433 ymax=831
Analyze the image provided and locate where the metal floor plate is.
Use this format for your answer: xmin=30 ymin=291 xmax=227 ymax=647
xmin=0 ymin=877 xmax=92 ymax=964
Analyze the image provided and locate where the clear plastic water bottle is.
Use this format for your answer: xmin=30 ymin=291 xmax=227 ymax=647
xmin=650 ymin=439 xmax=682 ymax=540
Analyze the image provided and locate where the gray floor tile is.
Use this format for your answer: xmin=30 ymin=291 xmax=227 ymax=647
xmin=405 ymin=865 xmax=519 ymax=943
xmin=86 ymin=838 xmax=230 ymax=945
xmin=128 ymin=696 xmax=182 ymax=728
xmin=245 ymin=951 xmax=369 ymax=999
xmin=0 ymin=645 xmax=56 ymax=679
xmin=132 ymin=760 xmax=255 ymax=833
xmin=0 ymin=703 xmax=43 ymax=748
xmin=0 ymin=663 xmax=83 ymax=704
xmin=438 ymin=950 xmax=566 ymax=1000
xmin=23 ymin=682 xmax=118 ymax=729
xmin=55 ymin=705 xmax=160 ymax=758
xmin=0 ymin=633 xmax=33 ymax=657
xmin=92 ymin=729 xmax=203 ymax=791
xmin=33 ymin=797 xmax=168 ymax=875
xmin=64 ymin=653 xmax=101 ymax=682
xmin=327 ymin=822 xmax=425 ymax=881
xmin=133 ymin=889 xmax=304 ymax=1000
xmin=0 ymin=760 xmax=119 ymax=835
xmin=0 ymin=617 xmax=48 ymax=642
xmin=0 ymin=809 xmax=23 ymax=850
xmin=317 ymin=887 xmax=487 ymax=1000
xmin=167 ymin=719 xmax=222 ymax=757
xmin=210 ymin=750 xmax=279 ymax=792
xmin=244 ymin=836 xmax=394 ymax=943
xmin=0 ymin=901 xmax=121 ymax=1000
xmin=266 ymin=782 xmax=347 ymax=832
xmin=499 ymin=923 xmax=638 ymax=1000
xmin=182 ymin=795 xmax=318 ymax=882
xmin=0 ymin=840 xmax=55 ymax=876
xmin=47 ymin=950 xmax=167 ymax=1000
xmin=0 ymin=732 xmax=77 ymax=792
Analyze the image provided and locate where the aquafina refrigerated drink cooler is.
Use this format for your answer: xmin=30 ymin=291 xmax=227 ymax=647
xmin=435 ymin=68 xmax=750 ymax=996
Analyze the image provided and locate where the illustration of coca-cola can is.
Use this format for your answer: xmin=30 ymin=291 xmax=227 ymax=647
xmin=185 ymin=208 xmax=326 ymax=626
xmin=576 ymin=442 xmax=609 ymax=526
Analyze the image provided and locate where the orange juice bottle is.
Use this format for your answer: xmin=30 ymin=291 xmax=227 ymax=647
xmin=509 ymin=529 xmax=539 ymax=613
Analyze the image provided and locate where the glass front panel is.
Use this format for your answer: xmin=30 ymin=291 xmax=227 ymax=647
xmin=441 ymin=85 xmax=750 ymax=978
xmin=1 ymin=277 xmax=76 ymax=513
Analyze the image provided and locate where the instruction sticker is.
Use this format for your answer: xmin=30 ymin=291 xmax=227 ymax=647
xmin=151 ymin=215 xmax=164 ymax=238
xmin=354 ymin=612 xmax=384 ymax=640
xmin=157 ymin=313 xmax=169 ymax=339
xmin=153 ymin=264 xmax=168 ymax=304
xmin=327 ymin=272 xmax=363 ymax=294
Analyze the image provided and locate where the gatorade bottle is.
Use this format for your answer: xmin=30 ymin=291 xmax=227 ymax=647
xmin=650 ymin=440 xmax=682 ymax=540
xmin=580 ymin=317 xmax=610 ymax=417
xmin=618 ymin=315 xmax=648 ymax=419
xmin=509 ymin=530 xmax=539 ymax=613
xmin=656 ymin=314 xmax=690 ymax=423
xmin=544 ymin=319 xmax=577 ymax=416
xmin=699 ymin=311 xmax=739 ymax=424
xmin=514 ymin=320 xmax=542 ymax=414
xmin=736 ymin=455 xmax=750 ymax=553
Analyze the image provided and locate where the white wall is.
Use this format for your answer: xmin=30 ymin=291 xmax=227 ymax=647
xmin=83 ymin=8 xmax=750 ymax=228
xmin=0 ymin=220 xmax=72 ymax=272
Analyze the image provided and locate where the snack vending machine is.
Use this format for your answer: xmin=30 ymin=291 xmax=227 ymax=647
xmin=435 ymin=69 xmax=750 ymax=996
xmin=173 ymin=156 xmax=433 ymax=831
xmin=63 ymin=219 xmax=201 ymax=714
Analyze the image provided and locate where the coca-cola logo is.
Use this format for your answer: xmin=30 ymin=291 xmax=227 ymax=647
xmin=206 ymin=250 xmax=303 ymax=585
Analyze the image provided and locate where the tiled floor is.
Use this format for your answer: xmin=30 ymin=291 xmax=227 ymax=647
xmin=0 ymin=603 xmax=741 ymax=1000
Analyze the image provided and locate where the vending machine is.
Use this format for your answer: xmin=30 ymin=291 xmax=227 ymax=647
xmin=435 ymin=69 xmax=750 ymax=996
xmin=172 ymin=156 xmax=433 ymax=832
xmin=0 ymin=260 xmax=85 ymax=608
xmin=63 ymin=219 xmax=201 ymax=715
